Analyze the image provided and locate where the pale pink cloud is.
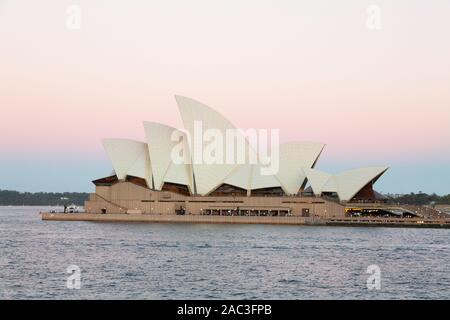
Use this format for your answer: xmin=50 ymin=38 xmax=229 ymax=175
xmin=1 ymin=0 xmax=449 ymax=165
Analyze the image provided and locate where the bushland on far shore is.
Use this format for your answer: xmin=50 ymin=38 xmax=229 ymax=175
xmin=0 ymin=189 xmax=449 ymax=206
xmin=0 ymin=190 xmax=88 ymax=206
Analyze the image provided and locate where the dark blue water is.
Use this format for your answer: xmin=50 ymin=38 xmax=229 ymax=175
xmin=0 ymin=206 xmax=449 ymax=299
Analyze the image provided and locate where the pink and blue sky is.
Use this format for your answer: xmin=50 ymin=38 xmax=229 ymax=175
xmin=1 ymin=0 xmax=449 ymax=194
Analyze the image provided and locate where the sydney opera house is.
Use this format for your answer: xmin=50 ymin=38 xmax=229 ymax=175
xmin=84 ymin=95 xmax=389 ymax=218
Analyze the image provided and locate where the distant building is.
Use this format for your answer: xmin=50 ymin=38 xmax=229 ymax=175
xmin=435 ymin=205 xmax=450 ymax=215
xmin=385 ymin=193 xmax=406 ymax=199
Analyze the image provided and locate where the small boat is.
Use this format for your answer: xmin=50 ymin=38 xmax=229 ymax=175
xmin=67 ymin=204 xmax=82 ymax=213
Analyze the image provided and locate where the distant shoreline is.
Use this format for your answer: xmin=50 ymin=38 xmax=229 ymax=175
xmin=0 ymin=190 xmax=88 ymax=206
xmin=0 ymin=190 xmax=449 ymax=206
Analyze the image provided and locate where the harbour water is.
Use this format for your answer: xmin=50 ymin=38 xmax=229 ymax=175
xmin=0 ymin=206 xmax=449 ymax=299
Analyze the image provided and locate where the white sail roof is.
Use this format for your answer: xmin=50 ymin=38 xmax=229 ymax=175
xmin=102 ymin=139 xmax=152 ymax=186
xmin=175 ymin=95 xmax=244 ymax=195
xmin=250 ymin=163 xmax=282 ymax=190
xmin=304 ymin=166 xmax=388 ymax=201
xmin=303 ymin=168 xmax=334 ymax=196
xmin=322 ymin=176 xmax=338 ymax=193
xmin=143 ymin=122 xmax=194 ymax=192
xmin=334 ymin=166 xmax=388 ymax=201
xmin=126 ymin=149 xmax=153 ymax=187
xmin=276 ymin=142 xmax=325 ymax=195
xmin=223 ymin=164 xmax=253 ymax=190
xmin=100 ymin=95 xmax=388 ymax=201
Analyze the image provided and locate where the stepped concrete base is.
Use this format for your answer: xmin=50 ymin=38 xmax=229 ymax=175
xmin=40 ymin=213 xmax=320 ymax=225
xmin=40 ymin=212 xmax=450 ymax=228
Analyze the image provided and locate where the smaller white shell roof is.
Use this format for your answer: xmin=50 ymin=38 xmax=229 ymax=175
xmin=143 ymin=121 xmax=194 ymax=192
xmin=223 ymin=164 xmax=253 ymax=190
xmin=334 ymin=166 xmax=389 ymax=201
xmin=102 ymin=139 xmax=152 ymax=186
xmin=302 ymin=168 xmax=333 ymax=195
xmin=250 ymin=163 xmax=282 ymax=190
xmin=127 ymin=150 xmax=152 ymax=187
xmin=276 ymin=142 xmax=325 ymax=195
xmin=303 ymin=166 xmax=389 ymax=201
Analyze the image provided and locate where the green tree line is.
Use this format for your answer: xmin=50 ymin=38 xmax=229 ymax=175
xmin=387 ymin=192 xmax=450 ymax=205
xmin=0 ymin=190 xmax=89 ymax=206
xmin=0 ymin=189 xmax=449 ymax=206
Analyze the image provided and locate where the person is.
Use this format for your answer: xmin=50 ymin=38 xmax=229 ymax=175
xmin=64 ymin=205 xmax=67 ymax=213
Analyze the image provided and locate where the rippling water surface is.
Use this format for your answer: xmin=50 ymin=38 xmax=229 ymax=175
xmin=0 ymin=206 xmax=449 ymax=299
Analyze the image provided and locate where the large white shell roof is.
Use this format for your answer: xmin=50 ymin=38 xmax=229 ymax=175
xmin=101 ymin=95 xmax=388 ymax=197
xmin=175 ymin=95 xmax=243 ymax=195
